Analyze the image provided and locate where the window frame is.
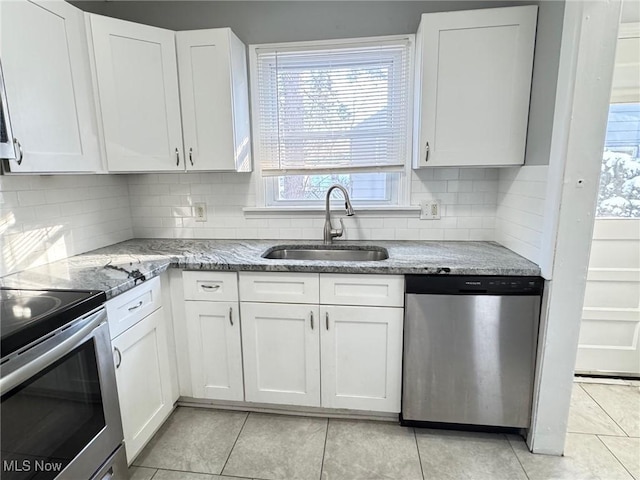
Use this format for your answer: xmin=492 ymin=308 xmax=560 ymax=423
xmin=249 ymin=34 xmax=415 ymax=209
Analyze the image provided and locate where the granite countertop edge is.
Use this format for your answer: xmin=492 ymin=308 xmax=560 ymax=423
xmin=0 ymin=239 xmax=542 ymax=300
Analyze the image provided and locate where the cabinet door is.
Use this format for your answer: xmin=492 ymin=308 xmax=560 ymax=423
xmin=1 ymin=0 xmax=101 ymax=173
xmin=112 ymin=308 xmax=173 ymax=463
xmin=89 ymin=14 xmax=184 ymax=172
xmin=321 ymin=305 xmax=403 ymax=413
xmin=184 ymin=301 xmax=244 ymax=401
xmin=241 ymin=302 xmax=320 ymax=406
xmin=176 ymin=28 xmax=251 ymax=172
xmin=414 ymin=6 xmax=537 ymax=167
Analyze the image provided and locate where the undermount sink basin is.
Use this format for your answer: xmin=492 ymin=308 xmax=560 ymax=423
xmin=262 ymin=245 xmax=389 ymax=262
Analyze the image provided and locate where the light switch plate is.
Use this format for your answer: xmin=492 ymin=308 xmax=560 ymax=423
xmin=194 ymin=203 xmax=207 ymax=222
xmin=420 ymin=200 xmax=441 ymax=220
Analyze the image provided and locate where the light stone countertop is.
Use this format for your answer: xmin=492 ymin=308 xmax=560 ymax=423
xmin=0 ymin=239 xmax=541 ymax=299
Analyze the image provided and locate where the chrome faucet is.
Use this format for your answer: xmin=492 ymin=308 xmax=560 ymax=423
xmin=323 ymin=184 xmax=355 ymax=244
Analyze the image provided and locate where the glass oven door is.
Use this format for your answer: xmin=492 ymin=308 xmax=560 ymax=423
xmin=1 ymin=309 xmax=123 ymax=480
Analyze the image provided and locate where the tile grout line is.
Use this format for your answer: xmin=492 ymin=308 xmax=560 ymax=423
xmin=595 ymin=434 xmax=636 ymax=480
xmin=579 ymin=384 xmax=631 ymax=437
xmin=318 ymin=417 xmax=330 ymax=480
xmin=505 ymin=434 xmax=531 ymax=480
xmin=412 ymin=428 xmax=426 ymax=480
xmin=219 ymin=411 xmax=251 ymax=476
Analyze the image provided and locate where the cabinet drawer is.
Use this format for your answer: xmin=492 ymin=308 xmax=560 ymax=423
xmin=320 ymin=274 xmax=404 ymax=307
xmin=106 ymin=277 xmax=162 ymax=339
xmin=183 ymin=271 xmax=238 ymax=301
xmin=239 ymin=272 xmax=319 ymax=304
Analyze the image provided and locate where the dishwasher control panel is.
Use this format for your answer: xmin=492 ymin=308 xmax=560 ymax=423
xmin=405 ymin=275 xmax=543 ymax=295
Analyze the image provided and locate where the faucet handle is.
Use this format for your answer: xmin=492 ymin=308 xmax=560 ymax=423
xmin=332 ymin=218 xmax=345 ymax=239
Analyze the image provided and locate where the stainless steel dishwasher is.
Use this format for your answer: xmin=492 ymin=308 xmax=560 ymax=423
xmin=401 ymin=275 xmax=543 ymax=429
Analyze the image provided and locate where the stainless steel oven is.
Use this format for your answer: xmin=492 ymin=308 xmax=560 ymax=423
xmin=0 ymin=60 xmax=19 ymax=161
xmin=1 ymin=290 xmax=127 ymax=480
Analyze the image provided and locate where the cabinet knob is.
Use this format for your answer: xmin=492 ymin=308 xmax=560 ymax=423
xmin=310 ymin=311 xmax=314 ymax=330
xmin=175 ymin=148 xmax=180 ymax=166
xmin=325 ymin=312 xmax=329 ymax=331
xmin=425 ymin=141 xmax=430 ymax=164
xmin=229 ymin=307 xmax=233 ymax=326
xmin=189 ymin=147 xmax=194 ymax=166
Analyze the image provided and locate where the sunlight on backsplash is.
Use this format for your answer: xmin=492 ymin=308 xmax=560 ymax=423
xmin=1 ymin=224 xmax=66 ymax=275
xmin=0 ymin=175 xmax=133 ymax=277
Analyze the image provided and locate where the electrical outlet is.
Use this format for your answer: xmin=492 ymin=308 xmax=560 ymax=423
xmin=420 ymin=200 xmax=441 ymax=220
xmin=194 ymin=203 xmax=207 ymax=222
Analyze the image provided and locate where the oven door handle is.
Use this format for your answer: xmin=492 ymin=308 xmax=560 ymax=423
xmin=0 ymin=309 xmax=106 ymax=396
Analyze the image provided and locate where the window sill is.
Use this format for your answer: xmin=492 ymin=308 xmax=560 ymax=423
xmin=243 ymin=206 xmax=421 ymax=217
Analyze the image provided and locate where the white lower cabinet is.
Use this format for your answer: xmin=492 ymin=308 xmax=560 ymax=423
xmin=321 ymin=305 xmax=403 ymax=412
xmin=184 ymin=301 xmax=244 ymax=401
xmin=111 ymin=307 xmax=173 ymax=463
xmin=241 ymin=302 xmax=321 ymax=406
xmin=238 ymin=272 xmax=404 ymax=413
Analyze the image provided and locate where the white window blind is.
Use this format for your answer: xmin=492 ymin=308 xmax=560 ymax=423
xmin=254 ymin=37 xmax=412 ymax=175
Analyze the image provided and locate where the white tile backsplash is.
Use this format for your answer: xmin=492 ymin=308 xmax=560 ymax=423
xmin=0 ymin=175 xmax=133 ymax=277
xmin=127 ymin=169 xmax=499 ymax=242
xmin=495 ymin=166 xmax=549 ymax=264
xmin=0 ymin=165 xmax=543 ymax=277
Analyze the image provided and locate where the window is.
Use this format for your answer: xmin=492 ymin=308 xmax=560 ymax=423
xmin=596 ymin=25 xmax=640 ymax=218
xmin=597 ymin=103 xmax=640 ymax=218
xmin=251 ymin=36 xmax=413 ymax=207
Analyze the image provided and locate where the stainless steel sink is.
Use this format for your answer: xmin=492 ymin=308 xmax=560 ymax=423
xmin=262 ymin=246 xmax=389 ymax=262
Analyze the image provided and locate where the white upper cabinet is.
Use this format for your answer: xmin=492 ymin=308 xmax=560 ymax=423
xmin=1 ymin=0 xmax=101 ymax=173
xmin=176 ymin=29 xmax=252 ymax=172
xmin=413 ymin=6 xmax=537 ymax=168
xmin=89 ymin=14 xmax=184 ymax=172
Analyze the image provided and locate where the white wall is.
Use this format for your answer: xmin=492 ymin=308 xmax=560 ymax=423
xmin=126 ymin=168 xmax=498 ymax=241
xmin=496 ymin=166 xmax=549 ymax=267
xmin=0 ymin=174 xmax=133 ymax=277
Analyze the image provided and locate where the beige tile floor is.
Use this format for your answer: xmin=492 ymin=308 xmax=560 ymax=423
xmin=129 ymin=377 xmax=639 ymax=480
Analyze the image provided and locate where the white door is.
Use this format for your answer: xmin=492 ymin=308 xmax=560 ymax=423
xmin=0 ymin=0 xmax=101 ymax=173
xmin=576 ymin=219 xmax=640 ymax=376
xmin=320 ymin=305 xmax=403 ymax=412
xmin=414 ymin=6 xmax=537 ymax=167
xmin=112 ymin=308 xmax=174 ymax=463
xmin=184 ymin=301 xmax=244 ymax=401
xmin=241 ymin=302 xmax=320 ymax=406
xmin=176 ymin=28 xmax=251 ymax=172
xmin=89 ymin=14 xmax=184 ymax=172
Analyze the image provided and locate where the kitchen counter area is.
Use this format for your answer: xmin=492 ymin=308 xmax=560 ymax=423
xmin=0 ymin=239 xmax=541 ymax=299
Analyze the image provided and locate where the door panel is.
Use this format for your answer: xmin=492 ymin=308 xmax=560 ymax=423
xmin=184 ymin=301 xmax=244 ymax=401
xmin=577 ymin=218 xmax=640 ymax=376
xmin=321 ymin=305 xmax=403 ymax=412
xmin=1 ymin=0 xmax=100 ymax=172
xmin=241 ymin=302 xmax=320 ymax=406
xmin=112 ymin=308 xmax=173 ymax=463
xmin=90 ymin=14 xmax=183 ymax=172
xmin=414 ymin=6 xmax=536 ymax=167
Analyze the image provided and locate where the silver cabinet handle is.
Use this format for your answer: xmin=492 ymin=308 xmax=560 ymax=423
xmin=127 ymin=300 xmax=143 ymax=312
xmin=114 ymin=347 xmax=122 ymax=369
xmin=229 ymin=307 xmax=233 ymax=326
xmin=189 ymin=147 xmax=194 ymax=166
xmin=310 ymin=311 xmax=314 ymax=330
xmin=425 ymin=141 xmax=430 ymax=163
xmin=175 ymin=147 xmax=180 ymax=166
xmin=325 ymin=312 xmax=329 ymax=330
xmin=202 ymin=284 xmax=220 ymax=291
xmin=14 ymin=138 xmax=23 ymax=165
